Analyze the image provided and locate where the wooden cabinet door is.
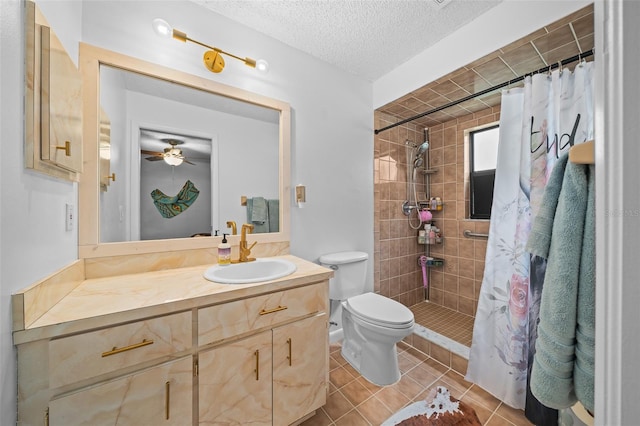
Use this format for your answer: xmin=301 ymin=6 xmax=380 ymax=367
xmin=273 ymin=314 xmax=328 ymax=426
xmin=199 ymin=330 xmax=272 ymax=425
xmin=39 ymin=22 xmax=83 ymax=173
xmin=48 ymin=357 xmax=192 ymax=426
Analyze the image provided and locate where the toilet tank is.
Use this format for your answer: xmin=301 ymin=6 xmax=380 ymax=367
xmin=318 ymin=251 xmax=368 ymax=301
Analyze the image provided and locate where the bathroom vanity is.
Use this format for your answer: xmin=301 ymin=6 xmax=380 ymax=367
xmin=12 ymin=255 xmax=331 ymax=426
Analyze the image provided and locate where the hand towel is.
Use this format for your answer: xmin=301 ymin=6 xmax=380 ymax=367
xmin=267 ymin=199 xmax=279 ymax=232
xmin=250 ymin=196 xmax=268 ymax=224
xmin=526 ymin=153 xmax=595 ymax=412
xmin=246 ymin=197 xmax=269 ymax=233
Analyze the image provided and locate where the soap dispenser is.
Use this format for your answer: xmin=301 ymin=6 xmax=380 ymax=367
xmin=218 ymin=234 xmax=231 ymax=265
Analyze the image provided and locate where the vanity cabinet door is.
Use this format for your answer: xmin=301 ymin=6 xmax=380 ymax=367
xmin=272 ymin=314 xmax=328 ymax=426
xmin=48 ymin=356 xmax=192 ymax=426
xmin=199 ymin=330 xmax=272 ymax=425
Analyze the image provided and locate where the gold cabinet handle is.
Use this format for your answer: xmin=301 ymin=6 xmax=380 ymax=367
xmin=106 ymin=173 xmax=116 ymax=182
xmin=259 ymin=305 xmax=287 ymax=315
xmin=56 ymin=141 xmax=71 ymax=157
xmin=254 ymin=349 xmax=260 ymax=380
xmin=165 ymin=381 xmax=170 ymax=420
xmin=287 ymin=338 xmax=292 ymax=366
xmin=101 ymin=339 xmax=154 ymax=357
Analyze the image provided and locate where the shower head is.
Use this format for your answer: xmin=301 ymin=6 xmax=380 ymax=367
xmin=415 ymin=141 xmax=429 ymax=157
xmin=413 ymin=140 xmax=429 ymax=168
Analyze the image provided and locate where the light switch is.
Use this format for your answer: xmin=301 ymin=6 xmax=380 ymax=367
xmin=65 ymin=203 xmax=74 ymax=231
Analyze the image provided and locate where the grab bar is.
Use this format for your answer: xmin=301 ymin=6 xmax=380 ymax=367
xmin=463 ymin=230 xmax=488 ymax=239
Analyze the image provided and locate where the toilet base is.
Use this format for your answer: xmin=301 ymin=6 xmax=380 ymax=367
xmin=341 ymin=339 xmax=402 ymax=386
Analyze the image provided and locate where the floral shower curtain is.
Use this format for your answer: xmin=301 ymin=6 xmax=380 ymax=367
xmin=465 ymin=61 xmax=594 ymax=411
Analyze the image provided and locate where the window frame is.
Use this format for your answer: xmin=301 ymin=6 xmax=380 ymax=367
xmin=468 ymin=123 xmax=499 ymax=220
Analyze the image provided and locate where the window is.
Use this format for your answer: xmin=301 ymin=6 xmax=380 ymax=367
xmin=469 ymin=124 xmax=499 ymax=219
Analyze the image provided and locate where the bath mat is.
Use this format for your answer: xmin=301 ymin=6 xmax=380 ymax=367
xmin=382 ymin=386 xmax=481 ymax=426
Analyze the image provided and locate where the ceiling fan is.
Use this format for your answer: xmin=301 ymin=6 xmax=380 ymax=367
xmin=141 ymin=139 xmax=195 ymax=166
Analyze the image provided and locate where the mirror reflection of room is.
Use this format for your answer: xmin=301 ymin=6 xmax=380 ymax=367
xmin=98 ymin=64 xmax=280 ymax=243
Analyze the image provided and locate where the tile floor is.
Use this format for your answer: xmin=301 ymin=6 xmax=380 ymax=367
xmin=300 ymin=342 xmax=533 ymax=426
xmin=409 ymin=302 xmax=475 ymax=346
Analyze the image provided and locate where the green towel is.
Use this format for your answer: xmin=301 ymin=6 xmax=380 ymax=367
xmin=150 ymin=180 xmax=199 ymax=219
xmin=268 ymin=199 xmax=279 ymax=232
xmin=526 ymin=154 xmax=595 ymax=412
xmin=246 ymin=197 xmax=269 ymax=233
xmin=249 ymin=196 xmax=268 ymax=223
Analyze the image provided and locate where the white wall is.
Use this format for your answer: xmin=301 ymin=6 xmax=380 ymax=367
xmin=0 ymin=1 xmax=81 ymax=425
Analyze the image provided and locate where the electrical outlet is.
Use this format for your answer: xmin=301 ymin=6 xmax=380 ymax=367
xmin=65 ymin=204 xmax=74 ymax=231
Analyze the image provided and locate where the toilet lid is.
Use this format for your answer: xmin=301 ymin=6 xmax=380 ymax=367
xmin=346 ymin=293 xmax=414 ymax=328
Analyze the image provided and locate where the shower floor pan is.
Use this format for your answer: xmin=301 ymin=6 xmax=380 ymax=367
xmin=409 ymin=302 xmax=474 ymax=347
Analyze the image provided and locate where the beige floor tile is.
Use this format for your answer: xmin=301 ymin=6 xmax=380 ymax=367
xmin=496 ymin=403 xmax=534 ymax=425
xmin=329 ymin=366 xmax=356 ymax=389
xmin=323 ymin=390 xmax=354 ymax=421
xmin=485 ymin=413 xmax=517 ymax=425
xmin=300 ymin=408 xmax=333 ymax=426
xmin=464 ymin=384 xmax=501 ymax=412
xmin=376 ymin=386 xmax=411 ymax=413
xmin=357 ymin=395 xmax=394 ymax=425
xmin=356 ymin=376 xmax=384 ymax=395
xmin=334 ymin=409 xmax=370 ymax=426
xmin=389 ymin=374 xmax=424 ymax=401
xmin=340 ymin=379 xmax=373 ymax=407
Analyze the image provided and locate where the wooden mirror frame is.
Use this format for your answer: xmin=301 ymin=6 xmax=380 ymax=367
xmin=78 ymin=43 xmax=291 ymax=258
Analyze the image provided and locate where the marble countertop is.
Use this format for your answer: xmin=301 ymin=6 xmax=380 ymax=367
xmin=14 ymin=255 xmax=332 ymax=344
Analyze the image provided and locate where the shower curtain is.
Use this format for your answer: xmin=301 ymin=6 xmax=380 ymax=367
xmin=466 ymin=61 xmax=594 ymax=411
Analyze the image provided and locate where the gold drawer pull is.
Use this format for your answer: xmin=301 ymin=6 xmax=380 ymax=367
xmin=165 ymin=381 xmax=170 ymax=420
xmin=259 ymin=305 xmax=287 ymax=315
xmin=56 ymin=141 xmax=71 ymax=157
xmin=287 ymin=338 xmax=292 ymax=366
xmin=254 ymin=349 xmax=260 ymax=380
xmin=101 ymin=339 xmax=154 ymax=357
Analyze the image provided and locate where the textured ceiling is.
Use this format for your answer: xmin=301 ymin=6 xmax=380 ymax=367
xmin=191 ymin=0 xmax=502 ymax=82
xmin=188 ymin=1 xmax=593 ymax=129
xmin=377 ymin=3 xmax=594 ymax=129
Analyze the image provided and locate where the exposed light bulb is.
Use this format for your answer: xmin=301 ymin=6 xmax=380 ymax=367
xmin=256 ymin=59 xmax=270 ymax=74
xmin=152 ymin=18 xmax=173 ymax=38
xmin=163 ymin=155 xmax=183 ymax=166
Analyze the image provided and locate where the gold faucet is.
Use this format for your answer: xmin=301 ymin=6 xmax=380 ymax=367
xmin=234 ymin=224 xmax=257 ymax=263
xmin=226 ymin=221 xmax=237 ymax=235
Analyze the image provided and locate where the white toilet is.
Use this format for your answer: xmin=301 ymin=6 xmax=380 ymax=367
xmin=319 ymin=251 xmax=415 ymax=386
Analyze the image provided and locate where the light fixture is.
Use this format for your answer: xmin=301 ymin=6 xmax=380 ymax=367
xmin=152 ymin=18 xmax=268 ymax=74
xmin=163 ymin=147 xmax=184 ymax=166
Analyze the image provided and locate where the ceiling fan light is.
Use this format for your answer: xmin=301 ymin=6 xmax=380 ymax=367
xmin=164 ymin=155 xmax=184 ymax=166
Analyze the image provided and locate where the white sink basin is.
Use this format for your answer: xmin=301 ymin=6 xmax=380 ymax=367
xmin=204 ymin=258 xmax=297 ymax=284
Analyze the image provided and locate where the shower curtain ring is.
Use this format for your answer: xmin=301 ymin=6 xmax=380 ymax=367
xmin=558 ymin=61 xmax=563 ymax=74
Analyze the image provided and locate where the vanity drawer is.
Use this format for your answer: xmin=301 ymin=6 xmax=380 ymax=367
xmin=198 ymin=282 xmax=328 ymax=347
xmin=49 ymin=311 xmax=192 ymax=389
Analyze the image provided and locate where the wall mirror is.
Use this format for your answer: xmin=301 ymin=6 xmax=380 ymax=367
xmin=79 ymin=43 xmax=291 ymax=258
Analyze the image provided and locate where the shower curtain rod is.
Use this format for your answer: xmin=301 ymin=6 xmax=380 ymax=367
xmin=374 ymin=49 xmax=594 ymax=135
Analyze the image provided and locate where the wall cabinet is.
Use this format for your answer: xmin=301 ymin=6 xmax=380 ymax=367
xmin=16 ymin=279 xmax=329 ymax=426
xmin=25 ymin=1 xmax=83 ymax=181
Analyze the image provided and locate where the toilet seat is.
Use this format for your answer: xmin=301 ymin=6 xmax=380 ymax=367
xmin=345 ymin=293 xmax=414 ymax=329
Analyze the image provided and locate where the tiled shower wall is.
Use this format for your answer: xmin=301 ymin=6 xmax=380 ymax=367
xmin=374 ymin=113 xmax=427 ymax=308
xmin=374 ymin=106 xmax=500 ymax=317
